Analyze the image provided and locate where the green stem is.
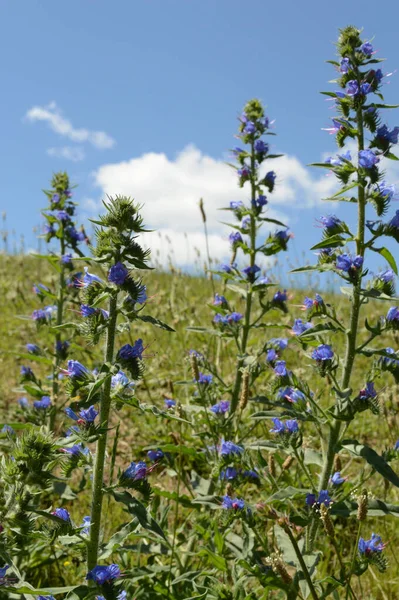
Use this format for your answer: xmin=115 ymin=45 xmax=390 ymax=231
xmin=284 ymin=526 xmax=320 ymax=600
xmin=87 ymin=292 xmax=118 ymax=571
xmin=309 ymin=99 xmax=366 ymax=548
xmin=231 ymin=142 xmax=257 ymax=413
xmin=49 ymin=231 xmax=65 ymax=431
xmin=345 ymin=521 xmax=362 ymax=600
xmin=293 ymin=447 xmax=317 ymax=494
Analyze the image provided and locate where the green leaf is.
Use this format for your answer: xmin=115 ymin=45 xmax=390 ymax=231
xmin=341 ymin=439 xmax=399 ymax=487
xmin=137 ymin=315 xmax=175 ymax=332
xmin=311 ymin=235 xmax=347 ymax=251
xmin=297 ymin=321 xmax=343 ymax=339
xmin=309 ymin=162 xmax=334 ymax=169
xmin=5 ymin=351 xmax=52 ymax=365
xmin=111 ymin=490 xmax=166 ymax=539
xmin=385 ymin=152 xmax=399 ymax=161
xmin=370 ymin=246 xmax=398 ymax=275
xmin=86 ymin=374 xmax=110 ymax=403
xmin=266 ymin=487 xmax=308 ymax=502
xmin=2 ymin=586 xmax=78 ymax=595
xmin=186 ymin=326 xmax=222 ymax=336
xmin=157 ymin=443 xmax=202 ymax=457
xmin=331 ymin=181 xmax=358 ymax=198
xmin=304 ymin=448 xmax=323 ymax=467
xmin=226 ymin=284 xmax=248 ymax=298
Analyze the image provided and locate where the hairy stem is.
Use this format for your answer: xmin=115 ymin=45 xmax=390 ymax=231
xmin=231 ymin=142 xmax=257 ymax=413
xmin=87 ymin=292 xmax=118 ymax=571
xmin=49 ymin=230 xmax=65 ymax=431
xmin=284 ymin=525 xmax=320 ymax=600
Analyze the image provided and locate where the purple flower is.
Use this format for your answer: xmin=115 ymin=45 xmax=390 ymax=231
xmin=291 ymin=319 xmax=313 ymax=336
xmin=64 ymin=360 xmax=90 ymax=380
xmin=389 ymin=210 xmax=399 ymax=229
xmin=34 ymin=396 xmax=52 ymax=409
xmin=220 ymin=467 xmax=238 ymax=480
xmin=254 ymin=139 xmax=269 ymax=155
xmin=395 ymin=439 xmax=399 ymax=451
xmin=358 ymin=149 xmax=379 ymax=169
xmin=1 ymin=425 xmax=15 ymax=435
xmin=270 ymin=338 xmax=288 ymax=350
xmin=80 ymin=267 xmax=103 ymax=288
xmin=81 ymin=516 xmax=91 ymax=535
xmin=258 ymin=275 xmax=271 ymax=285
xmin=66 ymin=226 xmax=86 ymax=242
xmin=379 ymin=347 xmax=399 ymax=368
xmin=377 ymin=125 xmax=399 ymax=145
xmin=306 ymin=490 xmax=332 ymax=508
xmin=302 ymin=294 xmax=324 ymax=310
xmin=376 ymin=181 xmax=396 ymax=202
xmin=331 ymin=472 xmax=346 ymax=485
xmin=244 ymin=121 xmax=256 ymax=134
xmin=20 ymin=365 xmax=34 ymax=378
xmin=347 ymin=80 xmax=359 ymax=96
xmin=118 ymin=339 xmax=145 ymax=362
xmin=274 ymin=360 xmax=290 ymax=377
xmin=237 ymin=166 xmax=251 ymax=180
xmin=33 ymin=282 xmax=50 ymax=295
xmin=318 ymin=215 xmax=342 ymax=230
xmin=56 ymin=210 xmax=70 ymax=222
xmin=264 ymin=171 xmax=276 ymax=190
xmin=124 ymin=460 xmax=147 ymax=481
xmin=213 ymin=293 xmax=227 ymax=306
xmin=242 ymin=264 xmax=261 ymax=280
xmin=52 ymin=507 xmax=71 ymax=522
xmin=147 ymin=449 xmax=164 ymax=462
xmin=277 ymin=387 xmax=306 ymax=404
xmin=386 ymin=306 xmax=399 ymax=323
xmin=197 ymin=372 xmax=213 ymax=385
xmin=61 ymin=254 xmax=73 ymax=264
xmin=164 ymin=398 xmax=176 ymax=409
xmin=210 ymin=401 xmax=230 ymax=414
xmin=336 ymin=254 xmax=363 ymax=273
xmin=111 ymin=371 xmax=131 ymax=390
xmin=378 ymin=269 xmax=394 ymax=283
xmin=222 ymin=495 xmax=246 ymax=510
xmin=230 ymin=200 xmax=244 ymax=210
xmin=219 ymin=262 xmax=237 ymax=273
xmin=270 ymin=418 xmax=299 ymax=434
xmin=242 ymin=469 xmax=259 ymax=480
xmin=18 ymin=397 xmax=29 ymax=408
xmin=273 ymin=290 xmax=288 ymax=303
xmin=86 ymin=564 xmax=121 ymax=584
xmin=269 ymin=418 xmax=285 ymax=434
xmin=51 ymin=193 xmax=60 ymax=203
xmin=229 ymin=231 xmax=243 ymax=246
xmin=26 ymin=343 xmax=40 ymax=354
xmin=253 ymin=194 xmax=268 ymax=209
xmin=219 ymin=440 xmax=243 ymax=457
xmin=65 ymin=405 xmax=98 ymax=424
xmin=359 ymin=381 xmax=377 ymax=400
xmin=61 ymin=443 xmax=87 ymax=457
xmin=312 ymin=344 xmax=334 ymax=362
xmin=80 ymin=304 xmax=97 ymax=317
xmin=359 ymin=42 xmax=374 ymax=57
xmin=108 ymin=262 xmax=129 ymax=286
xmin=358 ymin=534 xmax=385 ymax=555
xmin=340 ymin=57 xmax=351 ymax=73
xmin=266 ymin=348 xmax=277 ymax=362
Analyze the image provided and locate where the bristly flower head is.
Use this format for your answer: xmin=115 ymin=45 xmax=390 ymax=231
xmin=123 ymin=461 xmax=147 ymax=481
xmin=222 ymin=495 xmax=246 ymax=510
xmin=358 ymin=533 xmax=385 ymax=555
xmin=270 ymin=418 xmax=299 ymax=435
xmin=306 ymin=490 xmax=332 ymax=508
xmin=65 ymin=405 xmax=98 ymax=425
xmin=210 ymin=400 xmax=230 ymax=414
xmin=108 ymin=262 xmax=129 ymax=286
xmin=312 ymin=344 xmax=334 ymax=362
xmin=52 ymin=507 xmax=71 ymax=522
xmin=277 ymin=386 xmax=306 ymax=404
xmin=64 ymin=360 xmax=90 ymax=380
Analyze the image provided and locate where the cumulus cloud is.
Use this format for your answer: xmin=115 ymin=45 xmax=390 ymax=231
xmin=47 ymin=146 xmax=86 ymax=162
xmin=25 ymin=102 xmax=115 ymax=150
xmin=91 ymin=145 xmax=339 ymax=267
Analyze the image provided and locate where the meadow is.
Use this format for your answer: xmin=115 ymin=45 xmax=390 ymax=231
xmin=2 ymin=25 xmax=399 ymax=600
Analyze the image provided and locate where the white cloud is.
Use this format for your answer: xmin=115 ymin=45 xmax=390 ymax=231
xmin=25 ymin=102 xmax=115 ymax=150
xmin=91 ymin=145 xmax=339 ymax=267
xmin=47 ymin=146 xmax=86 ymax=162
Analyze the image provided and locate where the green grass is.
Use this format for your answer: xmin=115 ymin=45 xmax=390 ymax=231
xmin=1 ymin=253 xmax=399 ymax=598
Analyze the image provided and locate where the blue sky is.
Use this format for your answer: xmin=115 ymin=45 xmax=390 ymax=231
xmin=2 ymin=0 xmax=399 ymax=280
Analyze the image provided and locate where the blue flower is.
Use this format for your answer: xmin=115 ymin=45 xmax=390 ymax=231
xmin=302 ymin=294 xmax=324 ymax=310
xmin=219 ymin=262 xmax=237 ymax=273
xmin=241 ymin=215 xmax=251 ymax=230
xmin=65 ymin=405 xmax=98 ymax=424
xmin=359 ymin=382 xmax=377 ymax=400
xmin=253 ymin=194 xmax=268 ymax=209
xmin=376 ymin=181 xmax=396 ymax=202
xmin=389 ymin=210 xmax=399 ymax=229
xmin=80 ymin=267 xmax=103 ymax=287
xmin=86 ymin=564 xmax=121 ymax=584
xmin=386 ymin=306 xmax=399 ymax=323
xmin=339 ymin=57 xmax=351 ymax=73
xmin=277 ymin=387 xmax=305 ymax=404
xmin=242 ymin=264 xmax=261 ymax=280
xmin=244 ymin=121 xmax=256 ymax=134
xmin=270 ymin=418 xmax=299 ymax=434
xmin=358 ymin=533 xmax=385 ymax=555
xmin=34 ymin=396 xmax=52 ymax=409
xmin=213 ymin=293 xmax=227 ymax=306
xmin=269 ymin=418 xmax=285 ymax=434
xmin=1 ymin=425 xmax=15 ymax=435
xmin=65 ymin=360 xmax=90 ymax=380
xmin=108 ymin=262 xmax=129 ymax=285
xmin=51 ymin=193 xmax=60 ymax=203
xmin=222 ymin=495 xmax=246 ymax=510
xmin=164 ymin=398 xmax=176 ymax=409
xmin=237 ymin=166 xmax=251 ymax=180
xmin=258 ymin=275 xmax=271 ymax=284
xmin=270 ymin=338 xmax=288 ymax=350
xmin=254 ymin=139 xmax=269 ymax=155
xmin=318 ymin=215 xmax=341 ymax=230
xmin=81 ymin=304 xmax=98 ymax=317
xmin=147 ymin=449 xmax=164 ymax=462
xmin=220 ymin=467 xmax=238 ymax=480
xmin=230 ymin=200 xmax=244 ymax=210
xmin=358 ymin=149 xmax=379 ymax=169
xmin=264 ymin=171 xmax=276 ymax=191
xmin=20 ymin=365 xmax=34 ymax=378
xmin=117 ymin=339 xmax=145 ymax=361
xmin=66 ymin=226 xmax=86 ymax=242
xmin=52 ymin=507 xmax=71 ymax=522
xmin=242 ymin=469 xmax=259 ymax=480
xmin=37 ymin=597 xmax=55 ymax=600
xmin=312 ymin=344 xmax=334 ymax=362
xmin=197 ymin=372 xmax=213 ymax=385
xmin=0 ymin=565 xmax=9 ymax=579
xmin=379 ymin=347 xmax=399 ymax=367
xmin=359 ymin=42 xmax=374 ymax=56
xmin=123 ymin=461 xmax=147 ymax=480
xmin=378 ymin=269 xmax=394 ymax=283
xmin=111 ymin=370 xmax=132 ymax=390
xmin=61 ymin=443 xmax=87 ymax=457
xmin=377 ymin=125 xmax=399 ymax=144
xmin=273 ymin=360 xmax=288 ymax=377
xmin=336 ymin=254 xmax=363 ymax=273
xmin=273 ymin=290 xmax=288 ymax=303
xmin=81 ymin=516 xmax=91 ymax=535
xmin=18 ymin=397 xmax=29 ymax=408
xmin=210 ymin=401 xmax=230 ymax=414
xmin=26 ymin=343 xmax=40 ymax=354
xmin=331 ymin=472 xmax=346 ymax=485
xmin=306 ymin=490 xmax=332 ymax=507
xmin=291 ymin=319 xmax=313 ymax=336
xmin=266 ymin=348 xmax=277 ymax=362
xmin=229 ymin=231 xmax=243 ymax=246
xmin=61 ymin=254 xmax=73 ymax=265
xmin=219 ymin=440 xmax=243 ymax=457
xmin=395 ymin=439 xmax=399 ymax=451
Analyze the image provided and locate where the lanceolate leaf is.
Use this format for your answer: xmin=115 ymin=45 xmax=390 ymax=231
xmin=137 ymin=315 xmax=175 ymax=332
xmin=111 ymin=490 xmax=166 ymax=539
xmin=370 ymin=246 xmax=398 ymax=275
xmin=341 ymin=439 xmax=399 ymax=487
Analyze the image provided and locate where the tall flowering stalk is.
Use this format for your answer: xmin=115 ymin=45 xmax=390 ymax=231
xmin=300 ymin=27 xmax=399 ymax=550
